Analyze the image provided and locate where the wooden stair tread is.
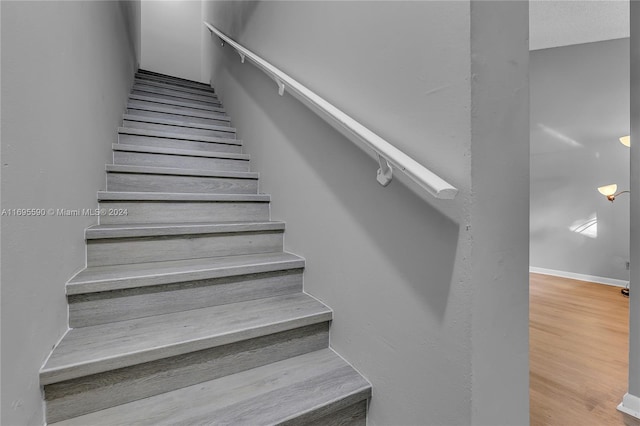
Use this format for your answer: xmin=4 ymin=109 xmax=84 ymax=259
xmin=49 ymin=349 xmax=371 ymax=426
xmin=67 ymin=252 xmax=305 ymax=295
xmin=40 ymin=293 xmax=331 ymax=385
xmin=85 ymin=220 xmax=285 ymax=239
xmin=128 ymin=94 xmax=225 ymax=113
xmin=117 ymin=127 xmax=241 ymax=145
xmin=105 ymin=164 xmax=257 ymax=179
xmin=126 ymin=102 xmax=230 ymax=121
xmin=97 ymin=191 xmax=269 ymax=202
xmin=112 ymin=144 xmax=246 ymax=159
xmin=123 ymin=113 xmax=235 ymax=133
xmin=132 ymin=88 xmax=222 ymax=106
xmin=133 ymin=78 xmax=218 ymax=96
xmin=136 ymin=70 xmax=212 ymax=88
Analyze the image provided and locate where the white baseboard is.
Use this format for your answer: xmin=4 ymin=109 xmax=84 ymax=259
xmin=618 ymin=393 xmax=640 ymax=421
xmin=529 ymin=266 xmax=629 ymax=288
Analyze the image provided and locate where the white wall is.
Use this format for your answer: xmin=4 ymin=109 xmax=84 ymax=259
xmin=141 ymin=0 xmax=203 ymax=82
xmin=203 ymin=1 xmax=529 ymax=424
xmin=1 ymin=1 xmax=139 ymax=424
xmin=530 ymin=39 xmax=630 ymax=283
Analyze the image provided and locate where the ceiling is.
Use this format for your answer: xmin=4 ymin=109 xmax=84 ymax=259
xmin=530 ymin=0 xmax=629 ymax=50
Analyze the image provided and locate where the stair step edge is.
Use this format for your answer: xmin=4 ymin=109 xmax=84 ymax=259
xmin=126 ymin=104 xmax=230 ymax=121
xmin=40 ymin=294 xmax=332 ymax=385
xmin=117 ymin=127 xmax=241 ymax=145
xmin=47 ymin=349 xmax=369 ymax=426
xmin=66 ymin=252 xmax=306 ymax=295
xmin=133 ymin=83 xmax=219 ymax=99
xmin=85 ymin=221 xmax=285 ymax=239
xmin=136 ymin=70 xmax=211 ymax=87
xmin=133 ymin=79 xmax=218 ymax=96
xmin=105 ymin=165 xmax=257 ymax=179
xmin=123 ymin=113 xmax=236 ymax=133
xmin=97 ymin=191 xmax=269 ymax=202
xmin=128 ymin=94 xmax=226 ymax=113
xmin=131 ymin=89 xmax=222 ymax=106
xmin=112 ymin=144 xmax=248 ymax=160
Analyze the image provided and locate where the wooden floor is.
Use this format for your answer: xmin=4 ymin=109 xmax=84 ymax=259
xmin=530 ymin=273 xmax=630 ymax=425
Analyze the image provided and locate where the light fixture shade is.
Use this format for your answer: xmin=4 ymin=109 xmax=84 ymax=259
xmin=598 ymin=183 xmax=618 ymax=196
xmin=620 ymin=135 xmax=631 ymax=147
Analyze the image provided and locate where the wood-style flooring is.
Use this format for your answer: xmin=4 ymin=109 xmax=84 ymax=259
xmin=530 ymin=273 xmax=629 ymax=425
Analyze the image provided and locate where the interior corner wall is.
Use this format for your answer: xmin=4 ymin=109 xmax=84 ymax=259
xmin=530 ymin=39 xmax=631 ymax=282
xmin=469 ymin=1 xmax=530 ymax=424
xmin=203 ymin=1 xmax=529 ymax=424
xmin=1 ymin=2 xmax=139 ymax=424
xmin=141 ymin=0 xmax=204 ymax=82
xmin=628 ymin=0 xmax=640 ymax=399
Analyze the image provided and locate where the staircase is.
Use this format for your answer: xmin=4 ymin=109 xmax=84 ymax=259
xmin=40 ymin=69 xmax=371 ymax=425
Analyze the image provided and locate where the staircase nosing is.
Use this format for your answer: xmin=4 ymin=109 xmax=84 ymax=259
xmin=96 ymin=191 xmax=270 ymax=202
xmin=133 ymin=82 xmax=219 ymax=98
xmin=105 ymin=165 xmax=257 ymax=179
xmin=66 ymin=253 xmax=306 ymax=295
xmin=131 ymin=89 xmax=223 ymax=107
xmin=123 ymin=113 xmax=236 ymax=133
xmin=85 ymin=221 xmax=286 ymax=240
xmin=126 ymin=105 xmax=231 ymax=122
xmin=128 ymin=94 xmax=226 ymax=113
xmin=40 ymin=296 xmax=332 ymax=385
xmin=133 ymin=79 xmax=217 ymax=96
xmin=117 ymin=127 xmax=242 ymax=146
xmin=136 ymin=70 xmax=212 ymax=87
xmin=112 ymin=143 xmax=248 ymax=160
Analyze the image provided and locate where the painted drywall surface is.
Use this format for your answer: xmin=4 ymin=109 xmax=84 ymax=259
xmin=141 ymin=0 xmax=203 ymax=82
xmin=530 ymin=39 xmax=631 ymax=282
xmin=1 ymin=2 xmax=139 ymax=424
xmin=469 ymin=2 xmax=530 ymax=424
xmin=204 ymin=1 xmax=528 ymax=424
xmin=629 ymin=0 xmax=640 ymax=399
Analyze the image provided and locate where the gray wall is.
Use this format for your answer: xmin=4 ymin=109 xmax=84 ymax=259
xmin=629 ymin=0 xmax=640 ymax=401
xmin=141 ymin=0 xmax=204 ymax=82
xmin=1 ymin=1 xmax=139 ymax=424
xmin=203 ymin=1 xmax=529 ymax=424
xmin=530 ymin=38 xmax=631 ymax=282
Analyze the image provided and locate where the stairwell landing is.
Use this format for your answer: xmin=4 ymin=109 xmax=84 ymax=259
xmin=39 ymin=69 xmax=371 ymax=425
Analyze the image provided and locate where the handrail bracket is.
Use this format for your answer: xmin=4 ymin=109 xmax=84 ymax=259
xmin=274 ymin=78 xmax=285 ymax=96
xmin=376 ymin=154 xmax=393 ymax=187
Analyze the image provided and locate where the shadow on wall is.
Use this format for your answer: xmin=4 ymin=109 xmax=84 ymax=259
xmin=209 ymin=1 xmax=260 ymax=43
xmin=216 ymin=44 xmax=460 ymax=321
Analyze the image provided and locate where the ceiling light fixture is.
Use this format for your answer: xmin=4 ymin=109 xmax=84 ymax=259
xmin=620 ymin=135 xmax=631 ymax=147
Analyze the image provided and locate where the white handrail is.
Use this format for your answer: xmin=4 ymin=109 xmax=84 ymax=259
xmin=204 ymin=22 xmax=458 ymax=200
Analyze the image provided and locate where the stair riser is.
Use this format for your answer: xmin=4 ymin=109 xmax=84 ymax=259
xmin=44 ymin=323 xmax=329 ymax=424
xmin=87 ymin=231 xmax=284 ymax=267
xmin=133 ymin=84 xmax=219 ymax=104
xmin=133 ymin=78 xmax=216 ymax=97
xmin=135 ymin=73 xmax=213 ymax=92
xmin=131 ymin=89 xmax=222 ymax=108
xmin=130 ymin=94 xmax=225 ymax=114
xmin=98 ymin=201 xmax=270 ymax=224
xmin=127 ymin=99 xmax=226 ymax=119
xmin=113 ymin=151 xmax=249 ymax=172
xmin=68 ymin=269 xmax=304 ymax=327
xmin=106 ymin=173 xmax=258 ymax=194
xmin=118 ymin=133 xmax=242 ymax=154
xmin=122 ymin=119 xmax=235 ymax=139
xmin=126 ymin=108 xmax=231 ymax=127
